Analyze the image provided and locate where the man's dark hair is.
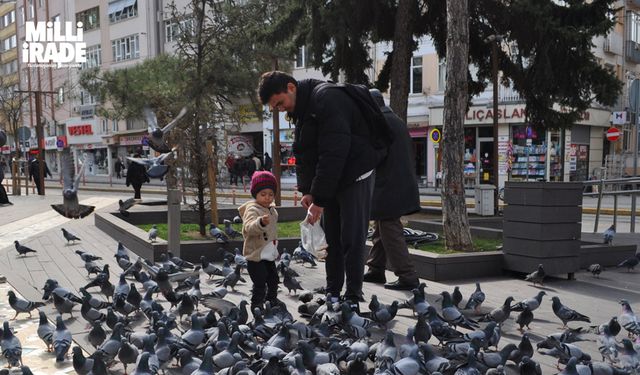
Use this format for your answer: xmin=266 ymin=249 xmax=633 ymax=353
xmin=258 ymin=71 xmax=297 ymax=105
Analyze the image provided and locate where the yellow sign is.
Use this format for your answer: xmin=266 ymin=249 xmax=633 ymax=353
xmin=429 ymin=128 xmax=441 ymax=143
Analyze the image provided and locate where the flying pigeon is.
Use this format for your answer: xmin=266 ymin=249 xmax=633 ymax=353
xmin=118 ymin=198 xmax=137 ymax=217
xmin=126 ymin=149 xmax=176 ymax=180
xmin=51 ymin=148 xmax=95 ymax=219
xmin=603 ymin=224 xmax=615 ymax=245
xmin=524 ymin=264 xmax=545 ymax=286
xmin=143 ymin=106 xmax=187 ymax=153
xmin=61 ymin=228 xmax=81 ymax=243
xmin=14 ymin=241 xmax=36 ymax=256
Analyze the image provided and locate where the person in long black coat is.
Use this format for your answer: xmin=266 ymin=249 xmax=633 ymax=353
xmin=263 ymin=152 xmax=273 ymax=172
xmin=363 ymin=89 xmax=421 ymax=290
xmin=0 ymin=159 xmax=11 ymax=205
xmin=29 ymin=158 xmax=52 ymax=195
xmin=125 ymin=153 xmax=149 ymax=199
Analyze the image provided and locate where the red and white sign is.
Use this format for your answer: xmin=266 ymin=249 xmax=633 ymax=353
xmin=68 ymin=124 xmax=93 ymax=136
xmin=606 ymin=127 xmax=621 ymax=142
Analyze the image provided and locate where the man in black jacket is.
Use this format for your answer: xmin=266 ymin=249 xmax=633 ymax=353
xmin=258 ymin=71 xmax=382 ymax=307
xmin=363 ymin=89 xmax=421 ymax=290
xmin=126 ymin=153 xmax=150 ymax=199
xmin=29 ymin=157 xmax=52 ymax=195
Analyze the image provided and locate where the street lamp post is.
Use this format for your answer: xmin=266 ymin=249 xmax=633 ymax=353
xmin=486 ymin=34 xmax=503 ymax=215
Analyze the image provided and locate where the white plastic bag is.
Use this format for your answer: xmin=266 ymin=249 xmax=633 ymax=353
xmin=300 ymin=215 xmax=328 ymax=258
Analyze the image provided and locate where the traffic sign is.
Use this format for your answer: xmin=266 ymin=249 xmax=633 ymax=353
xmin=17 ymin=126 xmax=30 ymax=141
xmin=141 ymin=136 xmax=149 ymax=151
xmin=429 ymin=128 xmax=441 ymax=143
xmin=607 ymin=127 xmax=621 ymax=142
xmin=56 ymin=139 xmax=64 ymax=151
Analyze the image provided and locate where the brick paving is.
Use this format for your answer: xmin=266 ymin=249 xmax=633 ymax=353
xmin=0 ymin=191 xmax=638 ymax=374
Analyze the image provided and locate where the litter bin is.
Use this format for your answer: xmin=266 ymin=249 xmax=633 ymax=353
xmin=475 ymin=184 xmax=495 ymax=216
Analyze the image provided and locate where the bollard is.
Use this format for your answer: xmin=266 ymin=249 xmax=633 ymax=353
xmin=232 ymin=189 xmax=236 ymax=205
xmin=294 ymin=191 xmax=298 ymax=206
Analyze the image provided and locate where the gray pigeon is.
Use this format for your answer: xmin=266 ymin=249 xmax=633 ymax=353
xmin=75 ymin=250 xmax=102 ymax=262
xmin=283 ymin=272 xmax=303 ymax=295
xmin=72 ymin=346 xmax=93 ymax=375
xmin=464 ymin=282 xmax=485 ymax=313
xmin=604 ymin=224 xmax=615 ymax=245
xmin=617 ymin=253 xmax=640 ymax=272
xmin=118 ymin=337 xmax=139 ymax=374
xmin=52 ymin=316 xmax=71 ymax=362
xmin=511 ymin=291 xmax=546 ymax=312
xmin=551 ymin=296 xmax=591 ymax=327
xmin=52 ymin=293 xmax=77 ymax=317
xmin=588 ymin=263 xmax=603 ymax=277
xmin=619 ymin=299 xmax=640 ymax=336
xmin=126 ymin=151 xmax=175 ymax=180
xmin=478 ymin=296 xmax=514 ymax=326
xmin=13 ymin=241 xmax=36 ymax=256
xmin=516 ymin=306 xmax=534 ymax=331
xmin=87 ymin=321 xmax=106 ymax=349
xmin=224 ymin=219 xmax=241 ymax=238
xmin=524 ymin=264 xmax=545 ymax=286
xmin=7 ymin=290 xmax=45 ymax=319
xmin=118 ymin=197 xmax=137 ymax=217
xmin=143 ymin=106 xmax=187 ymax=153
xmin=61 ymin=228 xmax=81 ymax=243
xmin=148 ymin=225 xmax=158 ymax=242
xmin=37 ymin=311 xmax=54 ymax=352
xmin=1 ymin=321 xmax=21 ymax=367
xmin=51 ymin=149 xmax=95 ymax=218
xmin=209 ymin=224 xmax=228 ymax=243
xmin=440 ymin=291 xmax=479 ymax=330
xmin=132 ymin=352 xmax=154 ymax=375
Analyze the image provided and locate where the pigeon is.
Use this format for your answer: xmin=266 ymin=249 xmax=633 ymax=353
xmin=52 ymin=316 xmax=71 ymax=362
xmin=283 ymin=273 xmax=303 ymax=295
xmin=464 ymin=282 xmax=485 ymax=313
xmin=61 ymin=228 xmax=81 ymax=243
xmin=216 ymin=264 xmax=243 ymax=290
xmin=440 ymin=291 xmax=479 ymax=330
xmin=118 ymin=337 xmax=139 ymax=374
xmin=452 ymin=286 xmax=463 ymax=308
xmin=209 ymin=224 xmax=228 ymax=243
xmin=132 ymin=352 xmax=155 ymax=375
xmin=177 ymin=348 xmax=202 ymax=375
xmin=617 ymin=253 xmax=640 ymax=272
xmin=516 ymin=306 xmax=534 ymax=331
xmin=126 ymin=150 xmax=176 ymax=179
xmin=148 ymin=225 xmax=158 ymax=242
xmin=75 ymin=250 xmax=102 ymax=262
xmin=478 ymin=296 xmax=514 ymax=326
xmin=7 ymin=290 xmax=45 ymax=319
xmin=477 ymin=343 xmax=517 ymax=369
xmin=200 ymin=256 xmax=223 ymax=278
xmin=167 ymin=251 xmax=194 ymax=269
xmin=0 ymin=321 xmax=21 ymax=368
xmin=233 ymin=248 xmax=248 ymax=268
xmin=511 ymin=291 xmax=546 ymax=312
xmin=51 ymin=148 xmax=95 ymax=218
xmin=551 ymin=296 xmax=591 ymax=327
xmin=52 ymin=293 xmax=77 ymax=317
xmin=619 ymin=299 xmax=640 ymax=336
xmin=143 ymin=106 xmax=187 ymax=153
xmin=95 ymin=322 xmax=123 ymax=363
xmin=525 ymin=264 xmax=546 ymax=286
xmin=233 ymin=215 xmax=242 ymax=223
xmin=292 ymin=242 xmax=317 ymax=267
xmin=604 ymin=224 xmax=616 ymax=245
xmin=87 ymin=321 xmax=106 ymax=349
xmin=81 ymin=298 xmax=106 ymax=326
xmin=518 ymin=356 xmax=542 ymax=375
xmin=224 ymin=219 xmax=241 ymax=238
xmin=509 ymin=333 xmax=534 ymax=364
xmin=587 ymin=263 xmax=603 ymax=277
xmin=42 ymin=279 xmax=82 ymax=303
xmin=72 ymin=346 xmax=93 ymax=375
xmin=14 ymin=241 xmax=36 ymax=256
xmin=37 ymin=311 xmax=54 ymax=352
xmin=118 ymin=197 xmax=137 ymax=217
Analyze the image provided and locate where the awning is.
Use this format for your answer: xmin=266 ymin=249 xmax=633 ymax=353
xmin=409 ymin=128 xmax=428 ymax=138
xmin=108 ymin=0 xmax=137 ymax=15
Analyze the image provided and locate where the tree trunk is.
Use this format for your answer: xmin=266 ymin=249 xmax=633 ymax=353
xmin=441 ymin=0 xmax=474 ymax=251
xmin=389 ymin=0 xmax=417 ymax=123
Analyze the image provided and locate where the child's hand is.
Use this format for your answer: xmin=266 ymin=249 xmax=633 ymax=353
xmin=261 ymin=214 xmax=270 ymax=225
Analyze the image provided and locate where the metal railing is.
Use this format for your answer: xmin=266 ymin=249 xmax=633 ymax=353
xmin=583 ymin=176 xmax=640 ymax=233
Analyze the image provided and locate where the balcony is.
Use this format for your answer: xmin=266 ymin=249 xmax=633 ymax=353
xmin=498 ymin=84 xmax=522 ymax=103
xmin=626 ymin=40 xmax=640 ymax=64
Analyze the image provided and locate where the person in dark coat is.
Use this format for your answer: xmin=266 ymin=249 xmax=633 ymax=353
xmin=245 ymin=156 xmax=256 ymax=179
xmin=0 ymin=158 xmax=11 ymax=205
xmin=258 ymin=71 xmax=385 ymax=308
xmin=126 ymin=153 xmax=149 ymax=199
xmin=263 ymin=152 xmax=273 ymax=172
xmin=231 ymin=155 xmax=243 ymax=186
xmin=29 ymin=157 xmax=52 ymax=195
xmin=363 ymin=89 xmax=420 ymax=290
xmin=225 ymin=155 xmax=236 ymax=185
xmin=114 ymin=157 xmax=124 ymax=179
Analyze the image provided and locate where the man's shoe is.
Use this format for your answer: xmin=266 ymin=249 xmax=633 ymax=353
xmin=363 ymin=270 xmax=386 ymax=284
xmin=384 ymin=279 xmax=420 ymax=291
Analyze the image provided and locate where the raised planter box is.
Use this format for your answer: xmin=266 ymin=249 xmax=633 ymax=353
xmin=407 ymin=248 xmax=503 ymax=281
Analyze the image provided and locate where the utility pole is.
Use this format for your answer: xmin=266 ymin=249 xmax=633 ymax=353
xmin=15 ymin=89 xmax=56 ymax=196
xmin=272 ymin=58 xmax=282 ymax=206
xmin=486 ymin=34 xmax=503 ymax=214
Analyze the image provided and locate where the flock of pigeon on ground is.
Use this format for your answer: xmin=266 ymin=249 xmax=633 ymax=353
xmin=2 ymin=224 xmax=640 ymax=375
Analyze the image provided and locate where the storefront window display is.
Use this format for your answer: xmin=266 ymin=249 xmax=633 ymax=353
xmin=84 ymin=148 xmax=108 ymax=175
xmin=510 ymin=125 xmax=563 ymax=181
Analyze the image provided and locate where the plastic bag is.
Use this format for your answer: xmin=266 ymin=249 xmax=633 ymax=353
xmin=300 ymin=215 xmax=328 ymax=259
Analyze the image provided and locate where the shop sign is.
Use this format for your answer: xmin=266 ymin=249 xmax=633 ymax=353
xmin=1 ymin=145 xmax=10 ymax=154
xmin=228 ymin=135 xmax=254 ymax=157
xmin=68 ymin=124 xmax=93 ymax=136
xmin=119 ymin=135 xmax=145 ymax=146
xmin=74 ymin=143 xmax=106 ymax=150
xmin=43 ymin=136 xmax=58 ymax=150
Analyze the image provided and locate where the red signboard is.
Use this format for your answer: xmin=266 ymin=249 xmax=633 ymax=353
xmin=68 ymin=124 xmax=93 ymax=136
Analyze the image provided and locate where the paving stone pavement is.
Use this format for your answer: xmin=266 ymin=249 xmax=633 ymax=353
xmin=0 ymin=192 xmax=639 ymax=374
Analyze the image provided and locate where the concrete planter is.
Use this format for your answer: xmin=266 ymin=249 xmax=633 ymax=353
xmin=407 ymin=248 xmax=503 ymax=281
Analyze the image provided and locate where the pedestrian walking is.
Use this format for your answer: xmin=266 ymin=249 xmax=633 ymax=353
xmin=225 ymin=154 xmax=236 ymax=185
xmin=258 ymin=71 xmax=391 ymax=309
xmin=29 ymin=157 xmax=52 ymax=195
xmin=125 ymin=152 xmax=149 ymax=200
xmin=245 ymin=156 xmax=256 ymax=179
xmin=238 ymin=171 xmax=280 ymax=311
xmin=0 ymin=158 xmax=12 ymax=205
xmin=231 ymin=155 xmax=243 ymax=186
xmin=114 ymin=157 xmax=124 ymax=179
xmin=263 ymin=152 xmax=273 ymax=172
xmin=363 ymin=89 xmax=420 ymax=290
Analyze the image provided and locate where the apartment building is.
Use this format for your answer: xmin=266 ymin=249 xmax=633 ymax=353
xmin=0 ymin=1 xmax=18 ymax=156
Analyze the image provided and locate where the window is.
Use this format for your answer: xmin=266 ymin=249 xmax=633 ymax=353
xmin=295 ymin=46 xmax=306 ymax=68
xmin=438 ymin=58 xmax=446 ymax=91
xmin=1 ymin=10 xmax=15 ymax=28
xmin=2 ymin=60 xmax=17 ymax=75
xmin=631 ymin=12 xmax=640 ymax=44
xmin=111 ymin=35 xmax=139 ymax=62
xmin=108 ymin=0 xmax=138 ymax=23
xmin=410 ymin=56 xmax=423 ymax=94
xmin=80 ymin=90 xmax=97 ymax=105
xmin=126 ymin=119 xmax=135 ymax=130
xmin=164 ymin=18 xmax=193 ymax=43
xmin=57 ymin=87 xmax=64 ymax=104
xmin=39 ymin=0 xmax=44 ymax=7
xmin=2 ymin=35 xmax=16 ymax=52
xmin=102 ymin=119 xmax=109 ymax=133
xmin=76 ymin=7 xmax=100 ymax=32
xmin=28 ymin=2 xmax=34 ymax=20
xmin=112 ymin=119 xmax=118 ymax=132
xmin=81 ymin=45 xmax=102 ymax=69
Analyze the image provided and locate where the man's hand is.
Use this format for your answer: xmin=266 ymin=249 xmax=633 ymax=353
xmin=307 ymin=203 xmax=324 ymax=225
xmin=301 ymin=194 xmax=313 ymax=209
xmin=260 ymin=214 xmax=270 ymax=226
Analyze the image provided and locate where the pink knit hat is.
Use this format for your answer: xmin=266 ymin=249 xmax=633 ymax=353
xmin=250 ymin=171 xmax=278 ymax=198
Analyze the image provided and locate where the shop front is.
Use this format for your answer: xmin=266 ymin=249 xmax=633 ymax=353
xmin=66 ymin=119 xmax=109 ymax=175
xmin=43 ymin=136 xmax=67 ymax=174
xmin=408 ymin=126 xmax=429 ymax=184
xmin=428 ymin=104 xmax=611 ymax=187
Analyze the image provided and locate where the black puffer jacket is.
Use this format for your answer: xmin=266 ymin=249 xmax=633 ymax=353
xmin=370 ymin=106 xmax=420 ymax=220
xmin=290 ymin=79 xmax=380 ymax=207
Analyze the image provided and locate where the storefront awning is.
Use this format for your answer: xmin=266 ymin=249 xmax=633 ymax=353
xmin=108 ymin=0 xmax=136 ymax=15
xmin=409 ymin=128 xmax=428 ymax=138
